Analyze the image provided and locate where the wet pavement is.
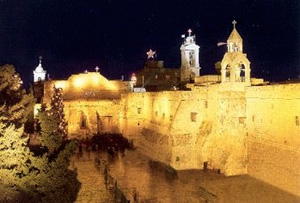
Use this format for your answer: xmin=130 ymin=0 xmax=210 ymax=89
xmin=72 ymin=149 xmax=300 ymax=203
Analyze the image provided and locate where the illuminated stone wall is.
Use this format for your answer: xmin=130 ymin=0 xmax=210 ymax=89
xmin=41 ymin=72 xmax=129 ymax=139
xmin=121 ymin=84 xmax=248 ymax=174
xmin=121 ymin=83 xmax=300 ymax=196
xmin=39 ymin=72 xmax=300 ymax=195
xmin=246 ymin=84 xmax=300 ymax=196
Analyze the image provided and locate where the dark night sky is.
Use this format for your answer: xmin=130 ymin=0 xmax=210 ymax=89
xmin=0 ymin=0 xmax=299 ymax=87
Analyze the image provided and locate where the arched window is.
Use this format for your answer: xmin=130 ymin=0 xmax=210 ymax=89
xmin=240 ymin=64 xmax=246 ymax=82
xmin=225 ymin=65 xmax=230 ymax=82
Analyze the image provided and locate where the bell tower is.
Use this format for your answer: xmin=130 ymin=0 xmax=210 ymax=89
xmin=180 ymin=29 xmax=201 ymax=82
xmin=220 ymin=21 xmax=251 ymax=84
xmin=33 ymin=56 xmax=47 ymax=104
xmin=33 ymin=56 xmax=47 ymax=83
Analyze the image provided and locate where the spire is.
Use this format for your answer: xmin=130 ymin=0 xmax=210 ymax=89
xmin=227 ymin=20 xmax=243 ymax=53
xmin=39 ymin=56 xmax=42 ymax=65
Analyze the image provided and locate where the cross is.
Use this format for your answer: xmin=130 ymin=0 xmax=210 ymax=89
xmin=146 ymin=49 xmax=156 ymax=59
xmin=95 ymin=66 xmax=99 ymax=72
xmin=232 ymin=20 xmax=237 ymax=29
xmin=39 ymin=56 xmax=42 ymax=64
xmin=188 ymin=29 xmax=192 ymax=36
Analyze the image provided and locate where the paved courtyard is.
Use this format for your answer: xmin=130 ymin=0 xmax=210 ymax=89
xmin=72 ymin=149 xmax=300 ymax=203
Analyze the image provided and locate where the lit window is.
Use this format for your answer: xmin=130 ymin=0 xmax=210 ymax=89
xmin=190 ymin=112 xmax=197 ymax=122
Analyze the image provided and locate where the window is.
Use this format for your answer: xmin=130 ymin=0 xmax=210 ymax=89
xmin=296 ymin=116 xmax=299 ymax=126
xmin=137 ymin=107 xmax=142 ymax=114
xmin=170 ymin=115 xmax=173 ymax=121
xmin=239 ymin=117 xmax=246 ymax=124
xmin=190 ymin=112 xmax=197 ymax=122
xmin=155 ymin=111 xmax=158 ymax=117
xmin=80 ymin=112 xmax=87 ymax=129
xmin=204 ymin=101 xmax=208 ymax=108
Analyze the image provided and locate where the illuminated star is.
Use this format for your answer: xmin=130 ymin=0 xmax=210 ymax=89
xmin=146 ymin=49 xmax=156 ymax=59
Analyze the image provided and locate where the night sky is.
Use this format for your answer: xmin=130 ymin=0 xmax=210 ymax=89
xmin=0 ymin=0 xmax=299 ymax=87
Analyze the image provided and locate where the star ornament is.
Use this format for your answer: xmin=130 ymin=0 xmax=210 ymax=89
xmin=146 ymin=49 xmax=156 ymax=59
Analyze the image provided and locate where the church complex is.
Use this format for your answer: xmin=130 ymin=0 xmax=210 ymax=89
xmin=33 ymin=21 xmax=300 ymax=196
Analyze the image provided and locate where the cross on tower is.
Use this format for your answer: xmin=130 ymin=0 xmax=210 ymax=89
xmin=95 ymin=66 xmax=99 ymax=72
xmin=188 ymin=29 xmax=192 ymax=36
xmin=39 ymin=56 xmax=42 ymax=64
xmin=232 ymin=20 xmax=237 ymax=29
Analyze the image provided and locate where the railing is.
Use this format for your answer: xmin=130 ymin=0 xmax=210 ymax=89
xmin=95 ymin=157 xmax=129 ymax=202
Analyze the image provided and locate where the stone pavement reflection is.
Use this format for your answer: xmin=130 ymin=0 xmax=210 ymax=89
xmin=73 ymin=149 xmax=300 ymax=203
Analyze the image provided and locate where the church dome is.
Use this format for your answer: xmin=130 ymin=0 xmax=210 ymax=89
xmin=35 ymin=63 xmax=45 ymax=73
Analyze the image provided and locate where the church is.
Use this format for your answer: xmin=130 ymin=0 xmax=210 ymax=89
xmin=33 ymin=21 xmax=300 ymax=197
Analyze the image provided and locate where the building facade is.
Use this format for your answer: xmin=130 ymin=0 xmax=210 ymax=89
xmin=36 ymin=22 xmax=300 ymax=196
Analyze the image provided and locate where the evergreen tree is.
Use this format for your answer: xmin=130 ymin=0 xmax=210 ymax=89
xmin=0 ymin=65 xmax=80 ymax=202
xmin=30 ymin=87 xmax=80 ymax=202
xmin=50 ymin=86 xmax=68 ymax=139
xmin=0 ymin=65 xmax=33 ymax=200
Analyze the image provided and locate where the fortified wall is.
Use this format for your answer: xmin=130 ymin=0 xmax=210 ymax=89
xmin=120 ymin=82 xmax=300 ymax=196
xmin=39 ymin=72 xmax=300 ymax=196
xmin=121 ymin=83 xmax=249 ymax=175
xmin=246 ymin=83 xmax=300 ymax=196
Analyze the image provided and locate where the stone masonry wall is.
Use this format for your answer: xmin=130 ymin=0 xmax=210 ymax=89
xmin=246 ymin=84 xmax=300 ymax=196
xmin=121 ymin=84 xmax=249 ymax=174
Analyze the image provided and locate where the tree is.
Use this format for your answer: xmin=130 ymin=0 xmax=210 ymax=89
xmin=30 ymin=87 xmax=80 ymax=202
xmin=0 ymin=65 xmax=80 ymax=202
xmin=50 ymin=86 xmax=68 ymax=139
xmin=0 ymin=65 xmax=34 ymax=201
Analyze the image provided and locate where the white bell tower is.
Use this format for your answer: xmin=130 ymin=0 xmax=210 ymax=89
xmin=180 ymin=29 xmax=201 ymax=82
xmin=33 ymin=56 xmax=47 ymax=82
